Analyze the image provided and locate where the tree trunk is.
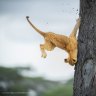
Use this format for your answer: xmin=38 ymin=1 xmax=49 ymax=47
xmin=73 ymin=0 xmax=96 ymax=96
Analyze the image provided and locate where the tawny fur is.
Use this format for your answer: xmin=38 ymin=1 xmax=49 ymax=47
xmin=26 ymin=16 xmax=81 ymax=66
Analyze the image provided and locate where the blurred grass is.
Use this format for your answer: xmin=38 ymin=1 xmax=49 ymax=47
xmin=0 ymin=66 xmax=73 ymax=96
xmin=42 ymin=79 xmax=73 ymax=96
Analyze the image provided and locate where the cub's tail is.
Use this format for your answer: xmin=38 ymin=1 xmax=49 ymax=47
xmin=26 ymin=16 xmax=46 ymax=37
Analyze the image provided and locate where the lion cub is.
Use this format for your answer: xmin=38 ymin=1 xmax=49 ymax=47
xmin=26 ymin=16 xmax=80 ymax=66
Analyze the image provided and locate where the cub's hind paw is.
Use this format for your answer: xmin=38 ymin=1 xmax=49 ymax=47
xmin=41 ymin=54 xmax=47 ymax=58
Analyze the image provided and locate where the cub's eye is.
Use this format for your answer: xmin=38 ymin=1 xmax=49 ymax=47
xmin=72 ymin=59 xmax=77 ymax=63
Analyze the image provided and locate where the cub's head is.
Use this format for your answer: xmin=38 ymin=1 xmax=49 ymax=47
xmin=64 ymin=58 xmax=77 ymax=66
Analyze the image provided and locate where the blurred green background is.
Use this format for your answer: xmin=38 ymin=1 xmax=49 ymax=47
xmin=0 ymin=66 xmax=73 ymax=96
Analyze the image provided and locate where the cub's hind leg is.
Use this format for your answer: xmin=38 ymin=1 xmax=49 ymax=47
xmin=40 ymin=44 xmax=47 ymax=58
xmin=40 ymin=40 xmax=55 ymax=58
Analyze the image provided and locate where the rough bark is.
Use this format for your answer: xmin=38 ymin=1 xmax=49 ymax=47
xmin=73 ymin=0 xmax=96 ymax=96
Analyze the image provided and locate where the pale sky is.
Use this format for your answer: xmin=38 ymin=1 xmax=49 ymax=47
xmin=0 ymin=0 xmax=79 ymax=81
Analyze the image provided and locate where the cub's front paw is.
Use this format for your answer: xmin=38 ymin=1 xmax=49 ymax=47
xmin=64 ymin=58 xmax=69 ymax=63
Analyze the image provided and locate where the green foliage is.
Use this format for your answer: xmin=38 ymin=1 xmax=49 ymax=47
xmin=0 ymin=67 xmax=22 ymax=81
xmin=42 ymin=79 xmax=73 ymax=96
xmin=0 ymin=66 xmax=73 ymax=96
